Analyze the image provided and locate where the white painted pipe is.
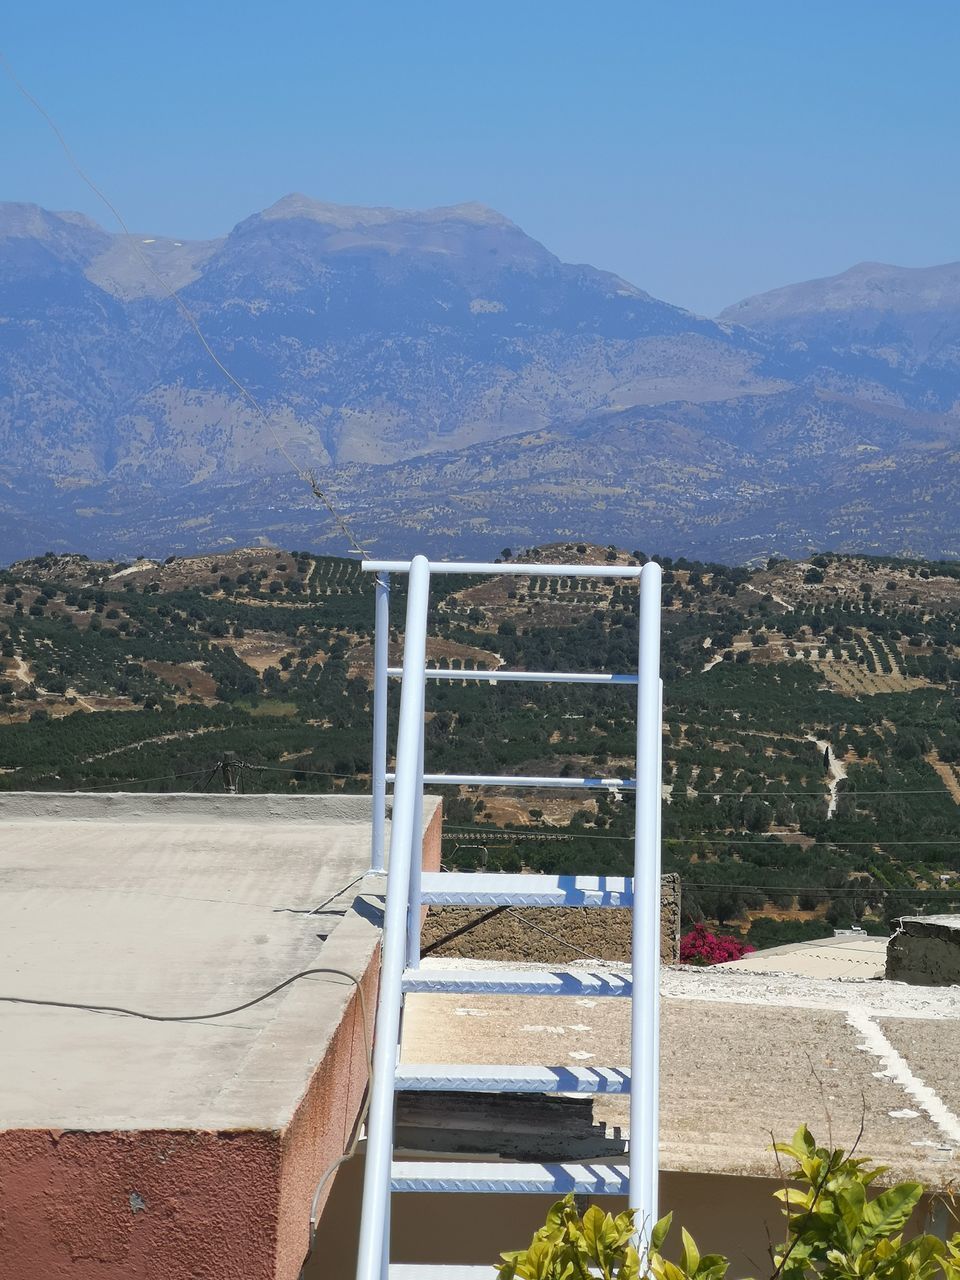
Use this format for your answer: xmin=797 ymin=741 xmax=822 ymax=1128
xmin=370 ymin=572 xmax=390 ymax=872
xmin=363 ymin=559 xmax=648 ymax=578
xmin=355 ymin=555 xmax=430 ymax=1280
xmin=387 ymin=667 xmax=639 ymax=685
xmin=630 ymin=560 xmax=663 ymax=1246
xmin=387 ymin=772 xmax=637 ymax=790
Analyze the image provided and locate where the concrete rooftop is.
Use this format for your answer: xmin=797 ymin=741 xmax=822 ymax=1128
xmin=0 ymin=792 xmax=438 ymax=1131
xmin=402 ymin=958 xmax=960 ymax=1189
xmin=728 ymin=932 xmax=887 ymax=980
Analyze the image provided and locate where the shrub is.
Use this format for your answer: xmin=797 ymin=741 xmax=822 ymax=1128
xmin=495 ymin=1127 xmax=960 ymax=1280
xmin=679 ymin=923 xmax=754 ymax=965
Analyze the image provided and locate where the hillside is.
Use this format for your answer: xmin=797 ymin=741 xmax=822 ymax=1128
xmin=3 ymin=544 xmax=960 ymax=948
xmin=4 ymin=197 xmax=960 ymax=562
xmin=719 ymin=260 xmax=960 ymax=413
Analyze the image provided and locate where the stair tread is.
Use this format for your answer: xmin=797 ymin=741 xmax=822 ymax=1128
xmin=390 ymin=1159 xmax=630 ymax=1194
xmin=395 ymin=1063 xmax=630 ymax=1093
xmin=402 ymin=966 xmax=631 ymax=996
xmin=421 ymin=871 xmax=632 ymax=907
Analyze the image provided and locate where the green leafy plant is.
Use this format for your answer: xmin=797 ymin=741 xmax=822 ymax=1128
xmin=495 ymin=1128 xmax=960 ymax=1280
xmin=497 ymin=1197 xmax=641 ymax=1279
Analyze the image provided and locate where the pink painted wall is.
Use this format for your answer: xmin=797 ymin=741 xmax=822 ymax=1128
xmin=278 ymin=801 xmax=445 ymax=1277
xmin=0 ymin=804 xmax=444 ymax=1280
xmin=0 ymin=1128 xmax=282 ymax=1279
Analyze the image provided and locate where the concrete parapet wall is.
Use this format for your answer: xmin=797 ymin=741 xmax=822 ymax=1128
xmin=0 ymin=791 xmax=387 ymax=825
xmin=886 ymin=915 xmax=960 ymax=987
xmin=0 ymin=796 xmax=443 ymax=1280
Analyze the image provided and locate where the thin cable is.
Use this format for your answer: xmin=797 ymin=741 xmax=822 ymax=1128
xmin=679 ymin=881 xmax=960 ymax=897
xmin=249 ymin=762 xmax=366 ymax=781
xmin=0 ymin=965 xmax=367 ymax=1023
xmin=445 ymin=824 xmax=960 ymax=844
xmin=0 ymin=51 xmax=369 ymax=558
xmin=308 ymin=871 xmax=368 ymax=917
xmin=505 ymin=907 xmax=597 ymax=958
xmin=29 ymin=768 xmax=213 ymax=791
xmin=442 ymin=825 xmax=960 ymax=847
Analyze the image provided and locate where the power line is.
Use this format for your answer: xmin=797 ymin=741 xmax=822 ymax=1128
xmin=0 ymin=51 xmax=369 ymax=559
xmin=681 ymin=882 xmax=958 ymax=897
xmin=40 ymin=767 xmax=213 ymax=791
xmin=442 ymin=825 xmax=960 ymax=847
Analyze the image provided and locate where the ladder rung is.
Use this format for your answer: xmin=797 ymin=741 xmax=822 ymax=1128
xmin=420 ymin=871 xmax=633 ymax=907
xmin=387 ymin=667 xmax=639 ymax=685
xmin=395 ymin=1064 xmax=630 ymax=1094
xmin=391 ymin=1160 xmax=630 ymax=1194
xmin=402 ymin=967 xmax=632 ymax=997
xmin=388 ymin=772 xmax=638 ymax=790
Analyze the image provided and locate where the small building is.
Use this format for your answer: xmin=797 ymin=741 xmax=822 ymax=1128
xmin=0 ymin=791 xmax=441 ymax=1280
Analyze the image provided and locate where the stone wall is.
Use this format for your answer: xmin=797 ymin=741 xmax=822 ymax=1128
xmin=660 ymin=872 xmax=681 ymax=964
xmin=422 ymin=873 xmax=682 ymax=965
xmin=886 ymin=915 xmax=960 ymax=986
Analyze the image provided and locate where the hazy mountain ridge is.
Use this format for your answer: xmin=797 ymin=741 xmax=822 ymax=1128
xmin=720 ymin=260 xmax=960 ymax=412
xmin=1 ymin=196 xmax=959 ymax=562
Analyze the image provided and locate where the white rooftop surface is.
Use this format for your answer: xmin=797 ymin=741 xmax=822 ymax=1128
xmin=727 ymin=932 xmax=888 ymax=979
xmin=0 ymin=792 xmax=437 ymax=1131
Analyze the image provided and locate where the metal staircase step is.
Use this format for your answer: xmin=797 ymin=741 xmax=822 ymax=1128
xmin=402 ymin=967 xmax=631 ymax=997
xmin=395 ymin=1064 xmax=630 ymax=1093
xmin=421 ymin=871 xmax=633 ymax=907
xmin=391 ymin=1160 xmax=630 ymax=1194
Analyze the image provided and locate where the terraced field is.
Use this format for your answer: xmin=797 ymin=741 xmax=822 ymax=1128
xmin=3 ymin=543 xmax=960 ymax=946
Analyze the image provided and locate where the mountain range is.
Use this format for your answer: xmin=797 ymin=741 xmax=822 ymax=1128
xmin=1 ymin=194 xmax=959 ymax=563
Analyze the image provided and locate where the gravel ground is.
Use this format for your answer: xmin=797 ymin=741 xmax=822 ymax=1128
xmin=419 ymin=955 xmax=960 ymax=1020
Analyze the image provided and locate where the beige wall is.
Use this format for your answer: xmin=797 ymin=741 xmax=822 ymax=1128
xmin=311 ymin=1160 xmax=792 ymax=1278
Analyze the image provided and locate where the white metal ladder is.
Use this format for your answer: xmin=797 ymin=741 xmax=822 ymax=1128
xmin=355 ymin=555 xmax=663 ymax=1280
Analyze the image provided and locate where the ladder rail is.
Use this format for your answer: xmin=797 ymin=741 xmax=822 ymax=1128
xmin=630 ymin=563 xmax=663 ymax=1240
xmin=355 ymin=555 xmax=431 ymax=1280
xmin=387 ymin=667 xmax=639 ymax=684
xmin=363 ymin=558 xmax=649 ymax=578
xmin=387 ymin=772 xmax=638 ymax=789
xmin=370 ymin=572 xmax=391 ymax=872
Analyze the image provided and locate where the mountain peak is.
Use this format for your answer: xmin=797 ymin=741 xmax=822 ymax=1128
xmin=258 ymin=193 xmax=516 ymax=230
xmin=720 ymin=258 xmax=960 ymax=325
xmin=0 ymin=202 xmax=103 ymax=240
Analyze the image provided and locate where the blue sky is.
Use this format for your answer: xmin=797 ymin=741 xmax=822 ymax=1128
xmin=3 ymin=0 xmax=959 ymax=315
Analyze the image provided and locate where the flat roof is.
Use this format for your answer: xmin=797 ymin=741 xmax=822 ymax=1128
xmin=0 ymin=792 xmax=439 ymax=1132
xmin=727 ymin=933 xmax=887 ymax=980
xmin=402 ymin=960 xmax=960 ymax=1188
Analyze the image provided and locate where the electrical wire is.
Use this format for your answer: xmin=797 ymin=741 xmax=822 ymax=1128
xmin=442 ymin=825 xmax=960 ymax=848
xmin=0 ymin=960 xmax=376 ymax=1271
xmin=38 ymin=768 xmax=213 ymax=791
xmin=677 ymin=881 xmax=960 ymax=897
xmin=0 ymin=965 xmax=368 ymax=1024
xmin=0 ymin=50 xmax=370 ymax=560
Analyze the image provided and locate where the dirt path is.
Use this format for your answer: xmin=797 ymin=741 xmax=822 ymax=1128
xmin=6 ymin=653 xmax=33 ymax=685
xmin=66 ymin=687 xmax=97 ymax=712
xmin=745 ymin=582 xmax=791 ymax=608
xmin=926 ymin=750 xmax=960 ymax=805
xmin=806 ymin=734 xmax=847 ymax=818
xmin=82 ymin=724 xmax=225 ymax=763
